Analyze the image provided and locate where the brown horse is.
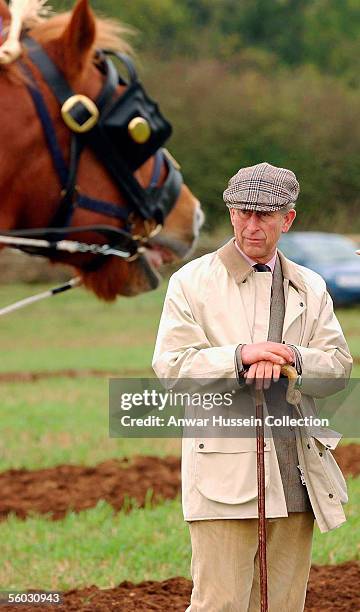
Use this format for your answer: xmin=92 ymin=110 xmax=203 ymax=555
xmin=0 ymin=0 xmax=203 ymax=300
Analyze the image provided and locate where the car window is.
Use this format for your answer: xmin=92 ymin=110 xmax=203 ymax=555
xmin=300 ymin=237 xmax=356 ymax=263
xmin=279 ymin=235 xmax=357 ymax=264
xmin=278 ymin=238 xmax=305 ymax=260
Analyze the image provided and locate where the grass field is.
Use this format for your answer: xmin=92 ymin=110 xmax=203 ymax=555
xmin=0 ymin=477 xmax=359 ymax=590
xmin=0 ymin=283 xmax=164 ymax=373
xmin=0 ymin=282 xmax=359 ymax=589
xmin=0 ymin=283 xmax=358 ymax=374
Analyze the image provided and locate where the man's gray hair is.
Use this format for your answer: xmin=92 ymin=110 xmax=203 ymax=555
xmin=281 ymin=202 xmax=296 ymax=214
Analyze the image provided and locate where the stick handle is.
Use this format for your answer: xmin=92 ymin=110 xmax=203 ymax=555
xmin=280 ymin=364 xmax=298 ymax=380
xmin=280 ymin=364 xmax=301 ymax=405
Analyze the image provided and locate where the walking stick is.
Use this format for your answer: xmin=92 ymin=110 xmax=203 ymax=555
xmin=255 ymin=385 xmax=268 ymax=612
xmin=254 ymin=364 xmax=300 ymax=612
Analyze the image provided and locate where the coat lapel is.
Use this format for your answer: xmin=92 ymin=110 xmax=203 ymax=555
xmin=217 ymin=239 xmax=254 ymax=342
xmin=217 ymin=238 xmax=252 ymax=283
xmin=217 ymin=241 xmax=307 ymax=344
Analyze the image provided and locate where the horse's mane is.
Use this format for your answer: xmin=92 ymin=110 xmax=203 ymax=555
xmin=0 ymin=5 xmax=133 ymax=78
xmin=29 ymin=11 xmax=133 ymax=55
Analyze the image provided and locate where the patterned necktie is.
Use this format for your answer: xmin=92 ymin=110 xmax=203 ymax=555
xmin=253 ymin=263 xmax=271 ymax=272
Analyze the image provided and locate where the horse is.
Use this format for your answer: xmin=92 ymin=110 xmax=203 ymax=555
xmin=0 ymin=0 xmax=203 ymax=300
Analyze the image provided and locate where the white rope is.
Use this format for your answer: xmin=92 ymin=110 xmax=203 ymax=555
xmin=0 ymin=277 xmax=81 ymax=316
xmin=0 ymin=235 xmax=80 ymax=252
xmin=0 ymin=234 xmax=132 ymax=258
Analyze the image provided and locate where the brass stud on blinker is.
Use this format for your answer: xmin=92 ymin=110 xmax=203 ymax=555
xmin=128 ymin=117 xmax=151 ymax=144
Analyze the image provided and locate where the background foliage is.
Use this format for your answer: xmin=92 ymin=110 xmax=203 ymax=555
xmin=54 ymin=0 xmax=360 ymax=228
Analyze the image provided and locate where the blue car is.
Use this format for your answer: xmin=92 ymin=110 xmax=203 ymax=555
xmin=278 ymin=232 xmax=360 ymax=306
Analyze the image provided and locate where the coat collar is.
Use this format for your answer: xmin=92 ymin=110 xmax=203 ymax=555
xmin=217 ymin=239 xmax=252 ymax=283
xmin=217 ymin=238 xmax=307 ymax=293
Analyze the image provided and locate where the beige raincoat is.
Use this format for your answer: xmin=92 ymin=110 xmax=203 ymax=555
xmin=152 ymin=240 xmax=353 ymax=532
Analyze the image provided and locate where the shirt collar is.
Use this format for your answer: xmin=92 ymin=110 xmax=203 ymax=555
xmin=217 ymin=239 xmax=307 ymax=292
xmin=233 ymin=239 xmax=277 ymax=273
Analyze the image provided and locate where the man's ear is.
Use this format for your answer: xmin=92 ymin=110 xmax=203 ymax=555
xmin=282 ymin=209 xmax=296 ymax=233
xmin=54 ymin=0 xmax=96 ymax=79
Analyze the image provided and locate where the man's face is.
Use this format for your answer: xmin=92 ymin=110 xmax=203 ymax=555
xmin=230 ymin=207 xmax=296 ymax=263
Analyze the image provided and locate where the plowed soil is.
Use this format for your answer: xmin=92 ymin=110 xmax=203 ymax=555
xmin=0 ymin=445 xmax=358 ymax=522
xmin=0 ymin=562 xmax=359 ymax=610
xmin=0 ymin=456 xmax=181 ymax=521
xmin=0 ymin=369 xmax=148 ymax=382
xmin=0 ymin=447 xmax=359 ymax=610
xmin=334 ymin=443 xmax=360 ymax=478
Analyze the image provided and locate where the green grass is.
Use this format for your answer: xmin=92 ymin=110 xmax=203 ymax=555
xmin=0 ymin=373 xmax=355 ymax=471
xmin=0 ymin=283 xmax=182 ymax=469
xmin=0 ymin=284 xmax=358 ymax=374
xmin=0 ymin=286 xmax=358 ymax=469
xmin=312 ymin=477 xmax=360 ymax=565
xmin=0 ymin=378 xmax=180 ymax=471
xmin=0 ymin=477 xmax=359 ymax=590
xmin=0 ymin=283 xmax=167 ymax=373
xmin=336 ymin=306 xmax=360 ymax=376
xmin=0 ymin=498 xmax=187 ymax=590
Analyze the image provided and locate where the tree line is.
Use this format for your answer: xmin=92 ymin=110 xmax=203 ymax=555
xmin=57 ymin=0 xmax=360 ymax=85
xmin=51 ymin=1 xmax=360 ymax=229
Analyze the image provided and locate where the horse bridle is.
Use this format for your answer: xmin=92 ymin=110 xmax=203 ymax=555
xmin=1 ymin=36 xmax=184 ymax=266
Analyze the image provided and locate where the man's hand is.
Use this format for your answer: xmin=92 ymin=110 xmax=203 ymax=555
xmin=244 ymin=360 xmax=282 ymax=390
xmin=241 ymin=343 xmax=295 ymax=390
xmin=241 ymin=342 xmax=294 ymax=367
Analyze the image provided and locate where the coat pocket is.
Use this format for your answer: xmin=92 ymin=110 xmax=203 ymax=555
xmin=194 ymin=437 xmax=271 ymax=505
xmin=312 ymin=434 xmax=348 ymax=504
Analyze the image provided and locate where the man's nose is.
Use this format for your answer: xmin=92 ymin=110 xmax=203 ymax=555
xmin=246 ymin=212 xmax=260 ymax=230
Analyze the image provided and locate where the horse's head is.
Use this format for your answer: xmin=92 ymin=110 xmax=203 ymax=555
xmin=0 ymin=0 xmax=203 ymax=299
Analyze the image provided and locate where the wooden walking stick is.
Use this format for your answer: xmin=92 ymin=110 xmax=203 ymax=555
xmin=255 ymin=385 xmax=268 ymax=612
xmin=255 ymin=364 xmax=300 ymax=612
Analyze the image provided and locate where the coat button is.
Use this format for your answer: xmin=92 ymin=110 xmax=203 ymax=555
xmin=300 ymin=302 xmax=304 ymax=307
xmin=199 ymin=443 xmax=204 ymax=449
xmin=329 ymin=493 xmax=334 ymax=498
xmin=319 ymin=452 xmax=323 ymax=457
xmin=307 ymin=444 xmax=310 ymax=449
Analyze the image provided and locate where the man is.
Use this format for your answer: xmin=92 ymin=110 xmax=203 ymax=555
xmin=152 ymin=162 xmax=352 ymax=611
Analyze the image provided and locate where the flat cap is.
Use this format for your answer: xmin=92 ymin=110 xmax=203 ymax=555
xmin=223 ymin=162 xmax=300 ymax=211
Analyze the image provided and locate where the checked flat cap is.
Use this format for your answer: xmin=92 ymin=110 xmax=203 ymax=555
xmin=223 ymin=162 xmax=300 ymax=211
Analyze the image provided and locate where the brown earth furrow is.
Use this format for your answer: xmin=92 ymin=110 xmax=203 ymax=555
xmin=333 ymin=443 xmax=360 ymax=478
xmin=0 ymin=563 xmax=359 ymax=611
xmin=0 ymin=363 xmax=357 ymax=381
xmin=0 ymin=369 xmax=152 ymax=382
xmin=0 ymin=456 xmax=181 ymax=521
xmin=0 ymin=446 xmax=358 ymax=522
